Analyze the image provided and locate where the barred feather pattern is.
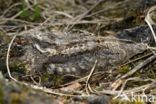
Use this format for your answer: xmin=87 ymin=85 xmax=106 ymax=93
xmin=21 ymin=29 xmax=148 ymax=75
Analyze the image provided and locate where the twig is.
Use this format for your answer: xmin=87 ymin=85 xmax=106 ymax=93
xmin=11 ymin=7 xmax=30 ymax=19
xmin=0 ymin=18 xmax=39 ymax=25
xmin=124 ymin=55 xmax=156 ymax=78
xmin=61 ymin=71 xmax=105 ymax=87
xmin=85 ymin=60 xmax=98 ymax=95
xmin=124 ymin=82 xmax=156 ymax=94
xmin=65 ymin=0 xmax=105 ymax=31
xmin=111 ymin=55 xmax=156 ymax=90
xmin=119 ymin=52 xmax=152 ymax=67
xmin=97 ymin=82 xmax=156 ymax=96
xmin=30 ymin=76 xmax=41 ymax=85
xmin=113 ymin=77 xmax=154 ymax=99
xmin=6 ymin=34 xmax=19 ymax=82
xmin=54 ymin=11 xmax=73 ymax=18
xmin=2 ymin=3 xmax=22 ymax=17
xmin=86 ymin=1 xmax=123 ymax=18
xmin=145 ymin=6 xmax=156 ymax=43
xmin=148 ymin=46 xmax=156 ymax=51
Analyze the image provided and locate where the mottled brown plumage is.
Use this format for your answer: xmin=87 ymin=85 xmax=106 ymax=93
xmin=18 ymin=26 xmax=151 ymax=75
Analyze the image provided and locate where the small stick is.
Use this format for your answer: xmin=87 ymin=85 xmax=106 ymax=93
xmin=6 ymin=34 xmax=19 ymax=82
xmin=85 ymin=60 xmax=98 ymax=95
xmin=145 ymin=6 xmax=156 ymax=43
xmin=111 ymin=55 xmax=156 ymax=90
xmin=121 ymin=55 xmax=156 ymax=79
xmin=119 ymin=52 xmax=152 ymax=67
xmin=65 ymin=0 xmax=105 ymax=30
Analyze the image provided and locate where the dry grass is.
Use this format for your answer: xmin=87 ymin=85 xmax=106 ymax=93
xmin=1 ymin=0 xmax=156 ymax=103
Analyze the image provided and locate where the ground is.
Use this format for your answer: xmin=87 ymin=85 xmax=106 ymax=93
xmin=0 ymin=0 xmax=156 ymax=104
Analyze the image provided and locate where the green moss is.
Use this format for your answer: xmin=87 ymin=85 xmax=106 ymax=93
xmin=10 ymin=61 xmax=26 ymax=73
xmin=19 ymin=0 xmax=42 ymax=22
xmin=52 ymin=75 xmax=64 ymax=86
xmin=41 ymin=73 xmax=64 ymax=87
xmin=118 ymin=65 xmax=131 ymax=74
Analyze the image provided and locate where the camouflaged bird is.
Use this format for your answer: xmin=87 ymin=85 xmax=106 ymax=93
xmin=18 ymin=25 xmax=154 ymax=75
